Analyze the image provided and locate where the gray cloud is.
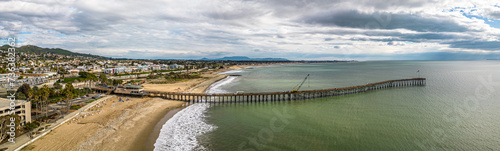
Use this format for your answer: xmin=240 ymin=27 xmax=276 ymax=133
xmin=1 ymin=0 xmax=500 ymax=60
xmin=301 ymin=10 xmax=470 ymax=32
xmin=447 ymin=41 xmax=500 ymax=51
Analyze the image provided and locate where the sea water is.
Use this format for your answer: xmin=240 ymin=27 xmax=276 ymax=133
xmin=155 ymin=61 xmax=500 ymax=150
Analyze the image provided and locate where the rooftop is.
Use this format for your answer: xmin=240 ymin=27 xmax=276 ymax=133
xmin=124 ymin=84 xmax=143 ymax=89
xmin=0 ymin=98 xmax=28 ymax=108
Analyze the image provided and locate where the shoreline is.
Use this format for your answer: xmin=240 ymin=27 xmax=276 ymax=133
xmin=21 ymin=64 xmax=277 ymax=151
xmin=141 ymin=106 xmax=186 ymax=151
xmin=142 ymin=64 xmax=270 ymax=150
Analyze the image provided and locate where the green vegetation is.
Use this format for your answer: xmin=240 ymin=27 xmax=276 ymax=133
xmin=24 ymin=121 xmax=41 ymax=131
xmin=62 ymin=76 xmax=87 ymax=83
xmin=13 ymin=45 xmax=107 ymax=58
xmin=79 ymin=72 xmax=98 ymax=80
xmin=0 ymin=67 xmax=9 ymax=74
xmin=85 ymin=99 xmax=96 ymax=104
xmin=70 ymin=104 xmax=82 ymax=110
xmin=60 ymin=72 xmax=99 ymax=83
xmin=0 ymin=115 xmax=21 ymax=142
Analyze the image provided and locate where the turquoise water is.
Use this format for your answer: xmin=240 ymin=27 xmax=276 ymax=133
xmin=199 ymin=61 xmax=500 ymax=150
xmin=154 ymin=61 xmax=500 ymax=150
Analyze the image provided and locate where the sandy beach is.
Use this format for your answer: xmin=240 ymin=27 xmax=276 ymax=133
xmin=21 ymin=65 xmax=254 ymax=151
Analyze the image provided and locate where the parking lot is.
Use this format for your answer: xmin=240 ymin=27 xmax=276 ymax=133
xmin=48 ymin=93 xmax=104 ymax=110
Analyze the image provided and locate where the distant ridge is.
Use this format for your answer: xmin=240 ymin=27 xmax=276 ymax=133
xmin=201 ymin=56 xmax=289 ymax=61
xmin=1 ymin=45 xmax=107 ymax=58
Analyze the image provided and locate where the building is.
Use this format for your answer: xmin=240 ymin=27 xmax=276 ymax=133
xmin=169 ymin=64 xmax=179 ymax=69
xmin=0 ymin=73 xmax=20 ymax=83
xmin=18 ymin=67 xmax=31 ymax=73
xmin=68 ymin=69 xmax=80 ymax=74
xmin=150 ymin=65 xmax=160 ymax=71
xmin=114 ymin=84 xmax=145 ymax=95
xmin=103 ymin=68 xmax=115 ymax=74
xmin=76 ymin=66 xmax=87 ymax=72
xmin=0 ymin=98 xmax=31 ymax=124
xmin=103 ymin=67 xmax=132 ymax=74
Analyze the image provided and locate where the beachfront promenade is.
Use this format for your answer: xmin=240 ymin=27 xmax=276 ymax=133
xmin=146 ymin=78 xmax=426 ymax=103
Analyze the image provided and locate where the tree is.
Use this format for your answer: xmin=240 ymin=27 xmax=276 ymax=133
xmin=17 ymin=83 xmax=31 ymax=97
xmin=0 ymin=67 xmax=8 ymax=74
xmin=99 ymin=74 xmax=108 ymax=85
xmin=53 ymin=82 xmax=62 ymax=90
xmin=32 ymin=90 xmax=40 ymax=121
xmin=26 ymin=89 xmax=33 ymax=102
xmin=24 ymin=121 xmax=40 ymax=131
xmin=79 ymin=72 xmax=97 ymax=80
xmin=15 ymin=92 xmax=27 ymax=100
xmin=41 ymin=85 xmax=50 ymax=118
xmin=0 ymin=114 xmax=20 ymax=143
xmin=63 ymin=83 xmax=75 ymax=113
xmin=64 ymin=83 xmax=75 ymax=93
xmin=112 ymin=79 xmax=123 ymax=86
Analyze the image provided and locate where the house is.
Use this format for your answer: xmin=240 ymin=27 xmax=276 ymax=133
xmin=76 ymin=66 xmax=87 ymax=72
xmin=150 ymin=65 xmax=160 ymax=71
xmin=0 ymin=73 xmax=21 ymax=83
xmin=18 ymin=67 xmax=31 ymax=73
xmin=169 ymin=64 xmax=179 ymax=69
xmin=68 ymin=69 xmax=80 ymax=74
xmin=103 ymin=68 xmax=115 ymax=74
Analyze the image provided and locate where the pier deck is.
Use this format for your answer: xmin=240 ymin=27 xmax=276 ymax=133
xmin=143 ymin=78 xmax=426 ymax=103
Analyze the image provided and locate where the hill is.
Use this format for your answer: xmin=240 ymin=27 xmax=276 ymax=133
xmin=201 ymin=56 xmax=289 ymax=61
xmin=0 ymin=45 xmax=107 ymax=58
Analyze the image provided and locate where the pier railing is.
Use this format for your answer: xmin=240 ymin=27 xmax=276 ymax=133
xmin=144 ymin=78 xmax=426 ymax=103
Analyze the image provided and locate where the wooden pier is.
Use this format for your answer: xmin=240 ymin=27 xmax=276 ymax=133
xmin=144 ymin=78 xmax=426 ymax=103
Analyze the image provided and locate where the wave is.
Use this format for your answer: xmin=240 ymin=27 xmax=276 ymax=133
xmin=153 ymin=103 xmax=217 ymax=151
xmin=218 ymin=69 xmax=244 ymax=75
xmin=154 ymin=71 xmax=242 ymax=150
xmin=205 ymin=76 xmax=238 ymax=94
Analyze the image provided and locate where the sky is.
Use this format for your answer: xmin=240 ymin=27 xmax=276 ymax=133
xmin=1 ymin=0 xmax=500 ymax=60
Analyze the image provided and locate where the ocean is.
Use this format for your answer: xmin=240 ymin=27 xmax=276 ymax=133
xmin=154 ymin=61 xmax=500 ymax=150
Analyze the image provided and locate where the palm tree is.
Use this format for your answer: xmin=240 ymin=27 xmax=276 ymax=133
xmin=26 ymin=89 xmax=33 ymax=119
xmin=26 ymin=89 xmax=33 ymax=102
xmin=64 ymin=83 xmax=75 ymax=113
xmin=33 ymin=91 xmax=40 ymax=121
xmin=41 ymin=85 xmax=50 ymax=117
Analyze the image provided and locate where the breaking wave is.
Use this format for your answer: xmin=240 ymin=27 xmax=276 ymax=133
xmin=153 ymin=103 xmax=216 ymax=151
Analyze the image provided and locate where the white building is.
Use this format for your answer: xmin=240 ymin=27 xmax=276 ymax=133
xmin=150 ymin=65 xmax=160 ymax=71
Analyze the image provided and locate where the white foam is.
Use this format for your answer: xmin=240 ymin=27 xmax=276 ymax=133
xmin=154 ymin=72 xmax=239 ymax=150
xmin=218 ymin=69 xmax=244 ymax=75
xmin=205 ymin=76 xmax=237 ymax=94
xmin=154 ymin=103 xmax=217 ymax=151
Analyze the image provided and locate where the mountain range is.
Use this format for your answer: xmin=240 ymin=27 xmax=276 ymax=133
xmin=200 ymin=56 xmax=289 ymax=61
xmin=1 ymin=45 xmax=106 ymax=58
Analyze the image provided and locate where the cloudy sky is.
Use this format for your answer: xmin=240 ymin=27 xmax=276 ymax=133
xmin=1 ymin=0 xmax=500 ymax=60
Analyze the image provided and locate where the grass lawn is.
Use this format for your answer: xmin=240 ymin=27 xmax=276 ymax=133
xmin=62 ymin=77 xmax=87 ymax=83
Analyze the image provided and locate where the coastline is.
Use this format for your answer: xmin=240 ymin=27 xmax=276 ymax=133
xmin=21 ymin=64 xmax=262 ymax=151
xmin=138 ymin=106 xmax=186 ymax=151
